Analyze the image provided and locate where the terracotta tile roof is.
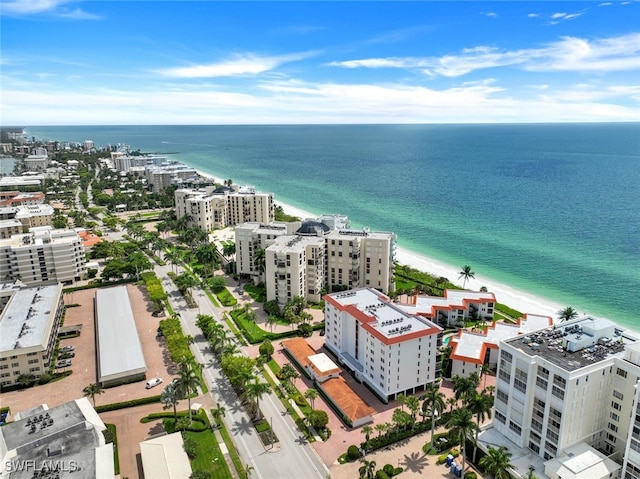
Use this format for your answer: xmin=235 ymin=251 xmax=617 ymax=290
xmin=321 ymin=377 xmax=376 ymax=422
xmin=78 ymin=230 xmax=103 ymax=248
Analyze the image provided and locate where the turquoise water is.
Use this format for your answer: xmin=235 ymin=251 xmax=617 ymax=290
xmin=25 ymin=124 xmax=640 ymax=329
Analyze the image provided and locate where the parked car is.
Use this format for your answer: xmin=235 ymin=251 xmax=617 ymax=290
xmin=145 ymin=377 xmax=163 ymax=389
xmin=60 ymin=345 xmax=75 ymax=352
xmin=59 ymin=352 xmax=75 ymax=359
xmin=55 ymin=359 xmax=72 ymax=368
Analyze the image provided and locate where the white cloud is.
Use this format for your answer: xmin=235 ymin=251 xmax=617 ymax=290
xmin=485 ymin=12 xmax=497 ymax=18
xmin=328 ymin=32 xmax=640 ymax=77
xmin=528 ymin=13 xmax=539 ymax=18
xmin=156 ymin=52 xmax=315 ymax=78
xmin=0 ymin=0 xmax=99 ymax=18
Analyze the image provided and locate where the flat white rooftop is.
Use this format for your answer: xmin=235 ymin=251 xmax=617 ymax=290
xmin=0 ymin=283 xmax=61 ymax=354
xmin=95 ymin=286 xmax=146 ymax=383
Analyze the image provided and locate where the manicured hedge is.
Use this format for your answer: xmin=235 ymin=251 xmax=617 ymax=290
xmin=95 ymin=395 xmax=161 ymax=413
xmin=62 ymin=277 xmax=137 ymax=293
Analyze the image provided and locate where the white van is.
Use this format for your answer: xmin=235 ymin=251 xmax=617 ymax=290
xmin=145 ymin=377 xmax=163 ymax=389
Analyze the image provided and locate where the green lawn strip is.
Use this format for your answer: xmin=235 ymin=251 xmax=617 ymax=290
xmin=222 ymin=313 xmax=248 ymax=346
xmin=242 ymin=284 xmax=266 ymax=302
xmin=216 ymin=288 xmax=237 ymax=307
xmin=105 ymin=423 xmax=120 ymax=475
xmin=202 ymin=286 xmax=221 ymax=307
xmin=495 ymin=303 xmax=523 ymax=321
xmin=184 ymin=430 xmax=232 ymax=479
xmin=216 ymin=413 xmax=247 ymax=479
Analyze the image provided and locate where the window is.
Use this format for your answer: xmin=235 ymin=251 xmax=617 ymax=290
xmin=617 ymin=368 xmax=628 ymax=378
xmin=613 ymin=390 xmax=624 ymax=400
xmin=509 ymin=421 xmax=522 ymax=435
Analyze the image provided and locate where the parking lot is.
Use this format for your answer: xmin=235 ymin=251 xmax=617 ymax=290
xmin=1 ymin=284 xmax=178 ymax=414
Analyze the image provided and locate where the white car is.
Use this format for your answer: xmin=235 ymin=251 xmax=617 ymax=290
xmin=145 ymin=377 xmax=163 ymax=389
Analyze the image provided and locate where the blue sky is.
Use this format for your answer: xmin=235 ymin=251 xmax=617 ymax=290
xmin=1 ymin=1 xmax=639 ymax=125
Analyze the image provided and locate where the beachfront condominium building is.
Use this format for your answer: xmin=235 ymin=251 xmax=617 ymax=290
xmin=444 ymin=313 xmax=552 ymax=379
xmin=479 ymin=315 xmax=640 ymax=479
xmin=325 ymin=228 xmax=397 ymax=294
xmin=0 ymin=282 xmax=64 ymax=388
xmin=236 ymin=219 xmax=397 ymax=305
xmin=265 ymin=235 xmax=325 ymax=307
xmin=175 ymin=185 xmax=274 ymax=231
xmin=0 ymin=226 xmax=87 ymax=285
xmin=324 ymin=288 xmax=443 ymax=402
xmin=235 ymin=221 xmax=301 ymax=282
xmin=399 ymin=289 xmax=497 ymax=327
xmin=145 ymin=163 xmax=199 ymax=192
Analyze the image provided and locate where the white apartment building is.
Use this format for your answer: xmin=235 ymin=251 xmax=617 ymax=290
xmin=175 ymin=186 xmax=274 ymax=232
xmin=446 ymin=313 xmax=552 ymax=379
xmin=235 ymin=221 xmax=301 ymax=282
xmin=400 ymin=289 xmax=497 ymax=327
xmin=145 ymin=163 xmax=198 ymax=192
xmin=481 ymin=316 xmax=640 ymax=479
xmin=0 ymin=282 xmax=64 ymax=387
xmin=324 ymin=288 xmax=443 ymax=402
xmin=0 ymin=191 xmax=45 ymax=207
xmin=265 ymin=235 xmax=325 ymax=307
xmin=0 ymin=226 xmax=87 ymax=285
xmin=24 ymin=154 xmax=49 ymax=171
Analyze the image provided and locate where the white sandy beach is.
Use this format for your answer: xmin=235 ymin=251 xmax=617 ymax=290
xmin=274 ymin=200 xmax=565 ymax=320
xmin=198 ymin=170 xmax=565 ymax=320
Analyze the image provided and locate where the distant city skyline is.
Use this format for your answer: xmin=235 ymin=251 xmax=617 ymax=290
xmin=1 ymin=0 xmax=639 ymax=125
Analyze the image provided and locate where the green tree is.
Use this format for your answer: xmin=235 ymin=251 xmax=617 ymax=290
xmin=165 ymin=247 xmax=183 ymax=274
xmin=304 ymin=388 xmax=319 ymax=409
xmin=242 ymin=378 xmax=271 ymax=419
xmin=254 ymin=248 xmax=266 ymax=274
xmin=195 ymin=243 xmax=218 ymax=277
xmin=360 ymin=424 xmax=373 ymax=443
xmin=279 ymin=363 xmax=299 ymax=388
xmin=479 ymin=445 xmax=515 ymax=479
xmin=212 ymin=402 xmax=226 ymax=426
xmin=405 ymin=395 xmax=421 ymax=423
xmin=359 ymin=458 xmax=376 ymax=479
xmin=468 ymin=390 xmax=494 ymax=462
xmin=266 ymin=314 xmax=279 ymax=333
xmin=82 ymin=383 xmax=104 ymax=407
xmin=458 ymin=265 xmax=475 ymax=289
xmin=258 ymin=339 xmax=274 ymax=360
xmin=391 ymin=408 xmax=412 ymax=431
xmin=420 ymin=385 xmax=446 ymax=449
xmin=220 ymin=354 xmax=255 ymax=390
xmin=452 ymin=374 xmax=479 ymax=405
xmin=558 ymin=306 xmax=579 ymax=322
xmin=176 ymin=362 xmax=201 ymax=422
xmin=161 ymin=381 xmax=181 ymax=421
xmin=447 ymin=408 xmax=479 ymax=475
xmin=307 ymin=409 xmax=329 ymax=430
xmin=209 ymin=276 xmax=227 ymax=293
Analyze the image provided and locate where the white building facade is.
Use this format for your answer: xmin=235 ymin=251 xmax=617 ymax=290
xmin=0 ymin=282 xmax=64 ymax=387
xmin=0 ymin=226 xmax=87 ymax=285
xmin=324 ymin=288 xmax=442 ymax=402
xmin=265 ymin=235 xmax=325 ymax=307
xmin=484 ymin=316 xmax=640 ymax=479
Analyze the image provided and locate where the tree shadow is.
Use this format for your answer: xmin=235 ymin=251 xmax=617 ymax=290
xmin=233 ymin=416 xmax=255 ymax=436
xmin=399 ymin=451 xmax=429 ymax=474
xmin=147 ymin=421 xmax=165 ymax=436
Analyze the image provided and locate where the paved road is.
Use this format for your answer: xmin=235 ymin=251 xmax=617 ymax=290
xmin=157 ymin=264 xmax=330 ymax=479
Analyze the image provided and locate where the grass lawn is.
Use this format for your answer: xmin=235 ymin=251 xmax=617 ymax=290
xmin=216 ymin=413 xmax=248 ymax=479
xmin=183 ymin=430 xmax=233 ymax=479
xmin=243 ymin=284 xmax=266 ymax=302
xmin=216 ymin=288 xmax=237 ymax=306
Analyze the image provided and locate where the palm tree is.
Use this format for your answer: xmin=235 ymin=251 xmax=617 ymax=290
xmin=82 ymin=383 xmax=104 ymax=407
xmin=405 ymin=395 xmax=420 ymax=423
xmin=359 ymin=458 xmax=376 ymax=479
xmin=396 ymin=393 xmax=407 ymax=411
xmin=374 ymin=423 xmax=386 ymax=438
xmin=447 ymin=397 xmax=458 ymax=412
xmin=212 ymin=402 xmax=226 ymax=426
xmin=467 ymin=390 xmax=494 ymax=462
xmin=254 ymin=248 xmax=266 ymax=275
xmin=266 ymin=314 xmax=279 ymax=333
xmin=479 ymin=445 xmax=514 ymax=479
xmin=176 ymin=362 xmax=201 ymax=422
xmin=304 ymin=388 xmax=319 ymax=409
xmin=244 ymin=464 xmax=254 ymax=478
xmin=165 ymin=247 xmax=183 ymax=274
xmin=195 ymin=243 xmax=218 ymax=277
xmin=447 ymin=408 xmax=479 ymax=475
xmin=360 ymin=424 xmax=373 ymax=443
xmin=242 ymin=378 xmax=271 ymax=419
xmin=458 ymin=265 xmax=475 ymax=289
xmin=420 ymin=385 xmax=446 ymax=449
xmin=558 ymin=306 xmax=579 ymax=323
xmin=453 ymin=375 xmax=478 ymax=405
xmin=161 ymin=382 xmax=180 ymax=421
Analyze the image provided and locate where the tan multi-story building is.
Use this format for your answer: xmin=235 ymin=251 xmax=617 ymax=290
xmin=0 ymin=226 xmax=87 ymax=285
xmin=175 ymin=185 xmax=274 ymax=232
xmin=266 ymin=235 xmax=325 ymax=307
xmin=145 ymin=164 xmax=198 ymax=192
xmin=0 ymin=282 xmax=64 ymax=387
xmin=235 ymin=221 xmax=301 ymax=282
xmin=325 ymin=228 xmax=396 ymax=294
xmin=236 ymin=219 xmax=397 ymax=307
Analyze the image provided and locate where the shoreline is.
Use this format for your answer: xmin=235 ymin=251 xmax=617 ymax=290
xmin=195 ymin=168 xmax=564 ymax=320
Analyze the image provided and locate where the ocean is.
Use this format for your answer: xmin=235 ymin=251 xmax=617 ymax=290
xmin=24 ymin=124 xmax=640 ymax=329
